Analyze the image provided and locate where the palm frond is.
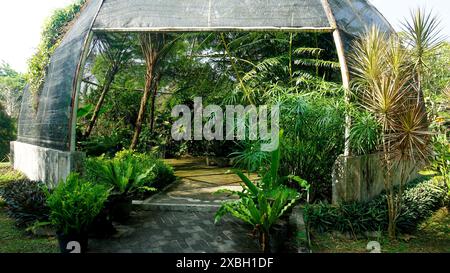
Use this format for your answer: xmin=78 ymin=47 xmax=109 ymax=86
xmin=293 ymin=59 xmax=340 ymax=70
xmin=293 ymin=47 xmax=324 ymax=57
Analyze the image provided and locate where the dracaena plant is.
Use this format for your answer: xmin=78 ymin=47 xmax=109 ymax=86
xmin=401 ymin=8 xmax=446 ymax=97
xmin=350 ymin=26 xmax=433 ymax=239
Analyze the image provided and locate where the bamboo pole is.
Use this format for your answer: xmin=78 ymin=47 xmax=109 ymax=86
xmin=321 ymin=0 xmax=352 ymax=157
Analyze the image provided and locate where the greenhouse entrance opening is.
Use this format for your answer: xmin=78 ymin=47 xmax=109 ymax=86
xmin=76 ymin=29 xmax=341 ymax=207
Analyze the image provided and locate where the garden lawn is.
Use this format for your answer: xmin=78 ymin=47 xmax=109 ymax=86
xmin=0 ymin=206 xmax=58 ymax=253
xmin=0 ymin=163 xmax=58 ymax=253
xmin=310 ymin=207 xmax=450 ymax=253
xmin=0 ymin=162 xmax=24 ymax=187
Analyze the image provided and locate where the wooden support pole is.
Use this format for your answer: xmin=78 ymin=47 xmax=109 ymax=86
xmin=322 ymin=0 xmax=352 ymax=156
xmin=333 ymin=30 xmax=352 ymax=157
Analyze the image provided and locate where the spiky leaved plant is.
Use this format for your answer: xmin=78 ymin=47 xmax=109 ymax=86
xmin=401 ymin=8 xmax=446 ymax=102
xmin=350 ymin=27 xmax=432 ymax=239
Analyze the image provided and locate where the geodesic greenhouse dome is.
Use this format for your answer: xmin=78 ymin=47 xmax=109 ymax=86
xmin=13 ymin=0 xmax=392 ymax=183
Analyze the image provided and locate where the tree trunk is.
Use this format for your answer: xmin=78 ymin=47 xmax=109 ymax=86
xmin=149 ymin=74 xmax=162 ymax=132
xmin=260 ymin=231 xmax=270 ymax=253
xmin=131 ymin=33 xmax=167 ymax=150
xmin=382 ymin=132 xmax=398 ymax=240
xmin=387 ymin=193 xmax=397 ymax=239
xmin=84 ymin=66 xmax=118 ymax=139
xmin=130 ymin=67 xmax=154 ymax=150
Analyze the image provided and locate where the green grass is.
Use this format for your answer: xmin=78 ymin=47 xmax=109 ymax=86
xmin=310 ymin=207 xmax=450 ymax=253
xmin=0 ymin=164 xmax=58 ymax=253
xmin=0 ymin=162 xmax=25 ymax=188
xmin=0 ymin=206 xmax=58 ymax=253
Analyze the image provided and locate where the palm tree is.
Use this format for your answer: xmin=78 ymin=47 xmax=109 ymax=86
xmin=84 ymin=33 xmax=134 ymax=138
xmin=130 ymin=33 xmax=177 ymax=150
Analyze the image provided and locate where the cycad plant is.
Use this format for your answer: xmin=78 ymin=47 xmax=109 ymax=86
xmin=87 ymin=153 xmax=156 ymax=198
xmin=350 ymin=26 xmax=432 ymax=239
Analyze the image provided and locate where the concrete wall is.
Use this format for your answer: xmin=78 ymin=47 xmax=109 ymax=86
xmin=332 ymin=153 xmax=421 ymax=204
xmin=10 ymin=141 xmax=85 ymax=186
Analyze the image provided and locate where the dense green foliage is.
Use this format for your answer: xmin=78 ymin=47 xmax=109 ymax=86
xmin=0 ymin=62 xmax=23 ymax=161
xmin=0 ymin=180 xmax=49 ymax=227
xmin=78 ymin=32 xmax=341 ymax=158
xmin=85 ymin=152 xmax=156 ymax=198
xmin=0 ymin=62 xmax=26 ymax=119
xmin=27 ymin=0 xmax=86 ymax=100
xmin=304 ymin=176 xmax=448 ymax=235
xmin=47 ymin=173 xmax=109 ymax=235
xmin=0 ymin=163 xmax=25 ymax=189
xmin=423 ymin=43 xmax=450 ymax=101
xmin=85 ymin=150 xmax=175 ymax=196
xmin=215 ymin=143 xmax=306 ymax=252
xmin=0 ymin=105 xmax=15 ymax=161
xmin=279 ymin=94 xmax=345 ymax=200
xmin=349 ymin=110 xmax=381 ymax=156
xmin=75 ymin=31 xmax=345 ymax=203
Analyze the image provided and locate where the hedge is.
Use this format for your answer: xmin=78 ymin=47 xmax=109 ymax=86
xmin=304 ymin=176 xmax=448 ymax=234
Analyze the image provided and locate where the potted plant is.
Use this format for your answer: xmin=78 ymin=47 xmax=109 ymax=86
xmin=98 ymin=154 xmax=156 ymax=222
xmin=47 ymin=173 xmax=109 ymax=253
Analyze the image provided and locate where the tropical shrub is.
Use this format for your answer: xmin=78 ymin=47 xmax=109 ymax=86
xmin=27 ymin=0 xmax=86 ymax=101
xmin=430 ymin=135 xmax=449 ymax=179
xmin=279 ymin=95 xmax=345 ymax=201
xmin=304 ymin=176 xmax=447 ymax=235
xmin=215 ymin=184 xmax=299 ymax=252
xmin=350 ymin=25 xmax=434 ymax=238
xmin=152 ymin=159 xmax=176 ymax=190
xmin=1 ymin=179 xmax=50 ymax=227
xmin=78 ymin=131 xmax=129 ymax=157
xmin=111 ymin=149 xmax=175 ymax=190
xmin=230 ymin=94 xmax=343 ymax=201
xmin=0 ymin=104 xmax=15 ymax=161
xmin=216 ymin=139 xmax=308 ymax=252
xmin=349 ymin=110 xmax=381 ymax=156
xmin=86 ymin=154 xmax=156 ymax=198
xmin=230 ymin=140 xmax=271 ymax=173
xmin=47 ymin=173 xmax=109 ymax=235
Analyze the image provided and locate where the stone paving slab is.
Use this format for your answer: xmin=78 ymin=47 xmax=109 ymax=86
xmin=89 ymin=210 xmax=261 ymax=253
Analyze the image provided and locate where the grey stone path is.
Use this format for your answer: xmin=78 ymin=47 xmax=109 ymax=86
xmin=89 ymin=210 xmax=261 ymax=253
xmin=88 ymin=158 xmax=305 ymax=253
xmin=89 ymin=158 xmax=262 ymax=253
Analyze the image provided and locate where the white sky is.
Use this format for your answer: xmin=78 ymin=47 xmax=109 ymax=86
xmin=0 ymin=0 xmax=449 ymax=73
